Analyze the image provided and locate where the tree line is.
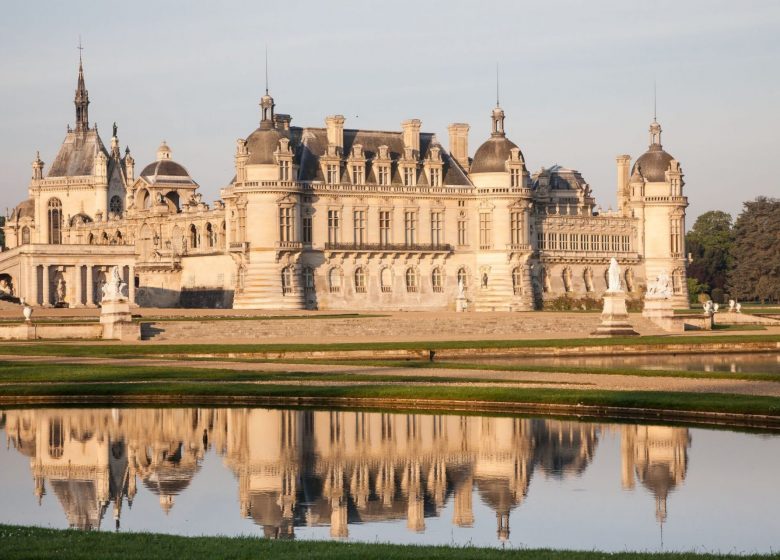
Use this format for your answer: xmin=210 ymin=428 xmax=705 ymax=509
xmin=686 ymin=197 xmax=780 ymax=304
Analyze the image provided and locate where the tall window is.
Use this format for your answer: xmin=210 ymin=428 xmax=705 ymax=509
xmin=560 ymin=233 xmax=568 ymax=251
xmin=328 ymin=267 xmax=342 ymax=293
xmin=206 ymin=223 xmax=215 ymax=247
xmin=303 ymin=267 xmax=314 ymax=292
xmin=404 ymin=211 xmax=417 ymax=245
xmin=430 ymin=211 xmax=443 ymax=246
xmin=548 ymin=232 xmax=558 ymax=250
xmin=510 ymin=168 xmax=521 ymax=188
xmin=281 ymin=266 xmax=293 ymax=294
xmin=279 ymin=207 xmax=294 ymax=242
xmin=189 ymin=224 xmax=199 ymax=249
xmin=327 ymin=210 xmax=340 ymax=244
xmin=379 ymin=211 xmax=391 ymax=246
xmin=581 ymin=234 xmax=589 ymax=251
xmin=380 ymin=268 xmax=392 ymax=292
xmin=431 ymin=267 xmax=443 ymax=293
xmin=591 ymin=234 xmax=599 ymax=252
xmin=670 ymin=218 xmax=683 ymax=255
xmin=302 ymin=215 xmax=312 ymax=244
xmin=378 ymin=166 xmax=390 ymax=186
xmin=109 ymin=195 xmax=122 ymax=214
xmin=512 ymin=267 xmax=523 ymax=295
xmin=479 ymin=212 xmax=492 ymax=249
xmin=47 ymin=198 xmax=62 ymax=244
xmin=405 ymin=268 xmax=418 ymax=292
xmin=510 ymin=211 xmax=523 ymax=245
xmin=457 ymin=217 xmax=468 ymax=246
xmin=279 ymin=160 xmax=290 ymax=181
xmin=326 ymin=164 xmax=339 ymax=185
xmin=403 ymin=167 xmax=415 ymax=186
xmin=354 ymin=267 xmax=367 ymax=293
xmin=353 ymin=210 xmax=366 ymax=245
xmin=352 ymin=165 xmax=364 ymax=185
xmin=430 ymin=168 xmax=441 ymax=187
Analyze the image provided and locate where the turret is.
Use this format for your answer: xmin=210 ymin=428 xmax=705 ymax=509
xmin=32 ymin=151 xmax=44 ymax=180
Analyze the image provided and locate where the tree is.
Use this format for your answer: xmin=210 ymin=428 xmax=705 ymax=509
xmin=685 ymin=210 xmax=734 ymax=292
xmin=727 ymin=197 xmax=780 ymax=303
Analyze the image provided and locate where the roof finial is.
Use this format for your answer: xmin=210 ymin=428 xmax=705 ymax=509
xmin=496 ymin=62 xmax=500 ymax=107
xmin=265 ymin=44 xmax=269 ymax=95
xmin=77 ymin=35 xmax=84 ymax=66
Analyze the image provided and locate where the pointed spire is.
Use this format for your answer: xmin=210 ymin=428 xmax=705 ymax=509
xmin=74 ymin=37 xmax=90 ymax=133
xmin=265 ymin=44 xmax=269 ymax=95
xmin=496 ymin=62 xmax=500 ymax=108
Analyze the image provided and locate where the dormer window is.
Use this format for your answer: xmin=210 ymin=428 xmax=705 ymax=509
xmin=279 ymin=160 xmax=290 ymax=181
xmin=403 ymin=167 xmax=416 ymax=187
xmin=352 ymin=165 xmax=364 ymax=185
xmin=378 ymin=166 xmax=390 ymax=186
xmin=326 ymin=164 xmax=339 ymax=185
xmin=430 ymin=167 xmax=441 ymax=187
xmin=510 ymin=168 xmax=521 ymax=187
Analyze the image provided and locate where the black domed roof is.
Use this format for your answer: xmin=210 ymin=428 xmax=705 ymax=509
xmin=470 ymin=136 xmax=521 ymax=174
xmin=246 ymin=127 xmax=283 ymax=165
xmin=140 ymin=159 xmax=190 ymax=178
xmin=632 ymin=145 xmax=674 ymax=182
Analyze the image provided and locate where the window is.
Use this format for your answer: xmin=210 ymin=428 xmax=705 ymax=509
xmin=380 ymin=268 xmax=392 ymax=292
xmin=279 ymin=160 xmax=290 ymax=181
xmin=47 ymin=198 xmax=62 ymax=244
xmin=326 ymin=164 xmax=339 ymax=185
xmin=548 ymin=232 xmax=557 ymax=251
xmin=570 ymin=233 xmax=578 ymax=251
xmin=559 ymin=233 xmax=568 ymax=251
xmin=48 ymin=418 xmax=64 ymax=459
xmin=670 ymin=218 xmax=683 ymax=255
xmin=281 ymin=266 xmax=293 ymax=294
xmin=327 ymin=210 xmax=340 ymax=244
xmin=510 ymin=211 xmax=523 ymax=245
xmin=512 ymin=267 xmax=523 ymax=295
xmin=479 ymin=212 xmax=492 ymax=249
xmin=405 ymin=268 xmax=418 ymax=292
xmin=591 ymin=234 xmax=599 ymax=252
xmin=379 ymin=211 xmax=391 ymax=246
xmin=21 ymin=226 xmax=30 ymax=245
xmin=404 ymin=211 xmax=417 ymax=245
xmin=510 ymin=168 xmax=521 ymax=188
xmin=430 ymin=211 xmax=443 ymax=246
xmin=279 ymin=207 xmax=294 ymax=242
xmin=537 ymin=232 xmax=545 ymax=250
xmin=430 ymin=168 xmax=441 ymax=187
xmin=109 ymin=195 xmax=122 ymax=214
xmin=431 ymin=267 xmax=443 ymax=293
xmin=302 ymin=215 xmax=312 ymax=244
xmin=622 ymin=235 xmax=630 ymax=252
xmin=457 ymin=217 xmax=468 ymax=246
xmin=206 ymin=223 xmax=215 ymax=248
xmin=378 ymin=166 xmax=390 ymax=186
xmin=353 ymin=210 xmax=366 ymax=245
xmin=403 ymin=167 xmax=415 ymax=186
xmin=457 ymin=200 xmax=465 ymax=207
xmin=352 ymin=165 xmax=364 ymax=185
xmin=303 ymin=267 xmax=315 ymax=292
xmin=581 ymin=234 xmax=589 ymax=251
xmin=354 ymin=267 xmax=367 ymax=293
xmin=189 ymin=224 xmax=199 ymax=249
xmin=328 ymin=267 xmax=342 ymax=293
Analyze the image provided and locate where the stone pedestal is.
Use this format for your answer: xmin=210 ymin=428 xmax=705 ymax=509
xmin=456 ymin=296 xmax=467 ymax=312
xmin=642 ymin=297 xmax=683 ymax=333
xmin=100 ymin=299 xmax=140 ymax=341
xmin=591 ymin=292 xmax=639 ymax=337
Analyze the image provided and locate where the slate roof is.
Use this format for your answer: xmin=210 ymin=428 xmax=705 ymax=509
xmin=470 ymin=135 xmax=521 ymax=174
xmin=632 ymin=144 xmax=675 ymax=182
xmin=48 ymin=129 xmax=108 ymax=177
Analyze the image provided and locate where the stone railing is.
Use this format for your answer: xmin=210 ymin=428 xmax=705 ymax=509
xmin=324 ymin=242 xmax=453 ymax=253
xmin=229 ymin=242 xmax=249 ymax=252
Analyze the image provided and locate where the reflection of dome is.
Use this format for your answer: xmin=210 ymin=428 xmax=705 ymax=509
xmin=533 ymin=420 xmax=597 ymax=478
xmin=470 ymin=136 xmax=520 ymax=174
xmin=245 ymin=127 xmax=284 ymax=165
xmin=474 ymin=477 xmax=523 ymax=514
xmin=50 ymin=479 xmax=106 ymax=530
xmin=637 ymin=462 xmax=679 ymax=500
xmin=632 ymin=145 xmax=674 ymax=182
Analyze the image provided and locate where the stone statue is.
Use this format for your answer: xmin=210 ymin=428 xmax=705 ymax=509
xmin=112 ymin=122 xmax=118 ymax=138
xmin=101 ymin=266 xmax=127 ymax=302
xmin=55 ymin=277 xmax=66 ymax=304
xmin=647 ymin=270 xmax=673 ymax=299
xmin=607 ymin=258 xmax=622 ymax=292
xmin=457 ymin=277 xmax=465 ymax=299
xmin=703 ymin=300 xmax=714 ymax=316
xmin=713 ymin=302 xmax=719 ymax=313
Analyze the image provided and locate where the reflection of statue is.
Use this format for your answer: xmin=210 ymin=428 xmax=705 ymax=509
xmin=101 ymin=266 xmax=127 ymax=302
xmin=55 ymin=277 xmax=66 ymax=304
xmin=607 ymin=258 xmax=622 ymax=292
xmin=646 ymin=270 xmax=672 ymax=299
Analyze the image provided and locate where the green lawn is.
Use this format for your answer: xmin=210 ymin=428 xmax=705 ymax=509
xmin=0 ymin=525 xmax=774 ymax=560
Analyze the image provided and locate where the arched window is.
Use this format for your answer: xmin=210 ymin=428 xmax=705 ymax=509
xmin=101 ymin=232 xmax=109 ymax=244
xmin=380 ymin=267 xmax=392 ymax=293
xmin=672 ymin=268 xmax=685 ymax=294
xmin=189 ymin=225 xmax=199 ymax=249
xmin=431 ymin=267 xmax=443 ymax=293
xmin=21 ymin=226 xmax=30 ymax=245
xmin=328 ymin=267 xmax=342 ymax=293
xmin=47 ymin=198 xmax=62 ymax=244
xmin=109 ymin=195 xmax=123 ymax=214
xmin=457 ymin=267 xmax=468 ymax=289
xmin=281 ymin=266 xmax=293 ymax=294
xmin=87 ymin=233 xmax=94 ymax=245
xmin=303 ymin=267 xmax=314 ymax=292
xmin=142 ymin=189 xmax=152 ymax=209
xmin=405 ymin=268 xmax=418 ymax=293
xmin=512 ymin=267 xmax=523 ymax=295
xmin=220 ymin=221 xmax=226 ymax=249
xmin=354 ymin=267 xmax=367 ymax=293
xmin=206 ymin=223 xmax=215 ymax=248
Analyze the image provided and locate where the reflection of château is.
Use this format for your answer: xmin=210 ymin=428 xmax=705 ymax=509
xmin=2 ymin=408 xmax=689 ymax=539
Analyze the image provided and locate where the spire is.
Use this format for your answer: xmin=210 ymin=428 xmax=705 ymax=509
xmin=74 ymin=37 xmax=90 ymax=133
xmin=265 ymin=45 xmax=269 ymax=95
xmin=259 ymin=48 xmax=275 ymax=130
xmin=648 ymin=80 xmax=662 ymax=148
xmin=496 ymin=62 xmax=500 ymax=107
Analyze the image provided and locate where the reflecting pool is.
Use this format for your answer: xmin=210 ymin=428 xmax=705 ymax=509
xmin=1 ymin=407 xmax=779 ymax=553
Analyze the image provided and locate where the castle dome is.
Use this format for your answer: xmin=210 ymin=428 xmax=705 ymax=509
xmin=245 ymin=127 xmax=283 ymax=165
xmin=631 ymin=120 xmax=676 ymax=182
xmin=470 ymin=135 xmax=521 ymax=174
xmin=139 ymin=143 xmax=196 ymax=185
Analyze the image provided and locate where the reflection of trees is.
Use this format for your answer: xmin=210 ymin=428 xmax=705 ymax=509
xmin=2 ymin=408 xmax=688 ymax=542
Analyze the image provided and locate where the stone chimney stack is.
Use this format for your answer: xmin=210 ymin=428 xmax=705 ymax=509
xmin=448 ymin=123 xmax=470 ymax=171
xmin=325 ymin=115 xmax=345 ymax=151
xmin=401 ymin=119 xmax=422 ymax=154
xmin=616 ymin=154 xmax=631 ymax=213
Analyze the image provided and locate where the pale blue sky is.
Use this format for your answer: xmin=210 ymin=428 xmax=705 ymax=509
xmin=1 ymin=1 xmax=778 ymax=224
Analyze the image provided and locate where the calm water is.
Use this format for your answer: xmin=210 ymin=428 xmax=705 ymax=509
xmin=1 ymin=407 xmax=779 ymax=553
xmin=444 ymin=352 xmax=780 ymax=375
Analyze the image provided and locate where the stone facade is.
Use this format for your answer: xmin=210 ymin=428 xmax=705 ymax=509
xmin=0 ymin=57 xmax=689 ymax=310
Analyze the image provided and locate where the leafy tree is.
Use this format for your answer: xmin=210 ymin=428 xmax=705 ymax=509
xmin=687 ymin=277 xmax=709 ymax=304
xmin=727 ymin=197 xmax=780 ymax=303
xmin=685 ymin=210 xmax=733 ymax=292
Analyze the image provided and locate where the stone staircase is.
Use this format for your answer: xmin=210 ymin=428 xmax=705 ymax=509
xmin=473 ymin=265 xmax=515 ymax=312
xmin=232 ymin=253 xmax=304 ymax=310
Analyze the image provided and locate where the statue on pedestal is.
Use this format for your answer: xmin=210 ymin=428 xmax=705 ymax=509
xmin=607 ymin=258 xmax=622 ymax=293
xmin=101 ymin=266 xmax=127 ymax=303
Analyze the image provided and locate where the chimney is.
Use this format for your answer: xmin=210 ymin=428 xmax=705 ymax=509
xmin=448 ymin=123 xmax=470 ymax=170
xmin=401 ymin=119 xmax=421 ymax=154
xmin=325 ymin=115 xmax=345 ymax=150
xmin=616 ymin=154 xmax=631 ymax=211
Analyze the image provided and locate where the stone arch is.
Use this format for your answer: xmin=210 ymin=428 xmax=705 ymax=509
xmin=380 ymin=266 xmax=392 ymax=293
xmin=137 ymin=188 xmax=152 ymax=210
xmin=405 ymin=266 xmax=419 ymax=293
xmin=205 ymin=223 xmax=216 ymax=248
xmin=328 ymin=266 xmax=343 ymax=293
xmin=457 ymin=266 xmax=469 ymax=289
xmin=431 ymin=267 xmax=443 ymax=293
xmin=354 ymin=266 xmax=367 ymax=293
xmin=189 ymin=224 xmax=199 ymax=250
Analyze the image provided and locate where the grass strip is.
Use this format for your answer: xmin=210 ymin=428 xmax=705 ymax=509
xmin=1 ymin=525 xmax=770 ymax=560
xmin=0 ymin=333 xmax=777 ymax=359
xmin=1 ymin=381 xmax=779 ymax=417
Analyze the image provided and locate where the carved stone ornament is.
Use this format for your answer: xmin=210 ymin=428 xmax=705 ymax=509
xmin=101 ymin=266 xmax=127 ymax=302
